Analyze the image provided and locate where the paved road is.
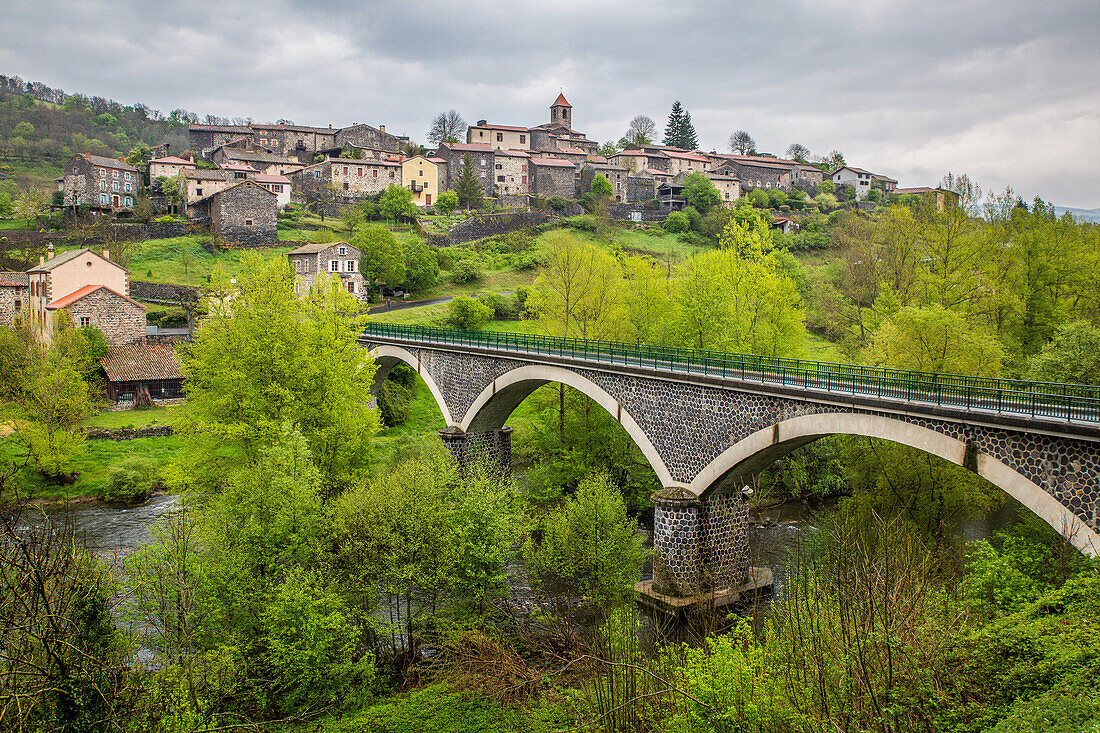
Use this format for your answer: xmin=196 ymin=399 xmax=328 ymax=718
xmin=368 ymin=292 xmax=514 ymax=315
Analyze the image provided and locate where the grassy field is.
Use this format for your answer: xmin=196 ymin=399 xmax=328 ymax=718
xmin=0 ymin=218 xmax=36 ymax=230
xmin=84 ymin=405 xmax=182 ymax=429
xmin=125 ymin=236 xmax=295 ymax=287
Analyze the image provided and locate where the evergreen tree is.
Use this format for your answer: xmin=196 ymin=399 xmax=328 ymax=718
xmin=679 ymin=111 xmax=699 ymax=150
xmin=663 ymin=101 xmax=685 ymax=147
xmin=454 ymin=153 xmax=483 ymax=209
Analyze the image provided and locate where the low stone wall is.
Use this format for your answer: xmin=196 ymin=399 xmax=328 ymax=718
xmin=82 ymin=424 xmax=175 ymax=441
xmin=609 ymin=204 xmax=666 ymax=222
xmin=130 ymin=281 xmax=204 ymax=303
xmin=445 ymin=211 xmax=557 ymax=246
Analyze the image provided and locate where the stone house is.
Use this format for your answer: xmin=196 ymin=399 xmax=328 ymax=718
xmin=148 ymin=156 xmax=195 ymax=182
xmin=664 ymin=150 xmax=711 ymax=177
xmin=437 ymin=142 xmax=495 ymax=190
xmin=578 ymin=163 xmax=629 ymax=201
xmin=609 ymin=149 xmax=649 ymax=174
xmin=467 ymin=94 xmax=597 ymax=155
xmin=212 ymin=147 xmax=305 ymax=176
xmin=831 ymin=166 xmax=877 ymax=198
xmin=491 ymin=150 xmax=530 ymax=197
xmin=705 ymin=173 xmax=742 ymax=206
xmin=250 ymin=124 xmax=338 ymax=163
xmin=290 ymin=158 xmax=402 ymax=203
xmin=219 ymin=161 xmax=258 ymax=180
xmin=872 ymin=173 xmax=898 ymax=193
xmin=286 ymin=241 xmax=366 ymax=300
xmin=656 ymin=182 xmax=687 ymax=211
xmin=714 ymin=160 xmax=791 ymax=190
xmin=62 ymin=153 xmax=141 ymax=213
xmin=716 ymin=155 xmax=824 ymax=188
xmin=529 ymin=158 xmax=578 ymax=199
xmin=24 ymin=247 xmax=142 ymax=346
xmin=184 ymin=169 xmax=232 ymax=202
xmin=624 ymin=176 xmax=656 ymax=204
xmin=467 ymin=122 xmax=531 ymax=150
xmin=187 ymin=180 xmax=277 ymax=246
xmin=254 ymin=174 xmax=292 ymax=209
xmin=100 ymin=341 xmax=185 ymax=407
xmin=402 ymin=155 xmax=448 ymax=206
xmin=46 ymin=285 xmax=146 ymax=347
xmin=187 ymin=124 xmax=254 ymax=157
xmin=0 ymin=272 xmax=29 ymax=326
xmin=334 ymin=123 xmax=402 ymax=154
xmin=894 ymin=187 xmax=959 ymax=211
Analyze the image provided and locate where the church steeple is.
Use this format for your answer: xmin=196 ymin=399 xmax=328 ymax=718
xmin=550 ymin=93 xmax=572 ymax=127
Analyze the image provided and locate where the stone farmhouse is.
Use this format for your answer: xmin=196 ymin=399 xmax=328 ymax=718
xmin=286 ymin=241 xmax=365 ymax=300
xmin=19 ymin=248 xmax=144 ymax=347
xmin=183 ymin=169 xmax=232 ymax=202
xmin=466 ymin=94 xmax=598 ymax=156
xmin=147 ymin=155 xmax=195 ymax=181
xmin=831 ymin=166 xmax=897 ymax=199
xmin=99 ymin=341 xmax=185 ymax=408
xmin=402 ymin=156 xmax=448 ymax=207
xmin=529 ymin=157 xmax=577 ymax=199
xmin=212 ymin=147 xmax=305 ymax=176
xmin=437 ymin=142 xmax=495 ymax=191
xmin=254 ymin=174 xmax=292 ymax=209
xmin=289 ymin=157 xmax=402 ymax=203
xmin=0 ymin=272 xmax=28 ymax=326
xmin=186 ymin=180 xmax=277 ymax=246
xmin=189 ymin=121 xmax=403 ymax=163
xmin=61 ymin=153 xmax=141 ymax=214
xmin=714 ymin=159 xmax=791 ymax=191
xmin=578 ymin=163 xmax=629 ymax=201
xmin=490 ymin=149 xmax=531 ymax=198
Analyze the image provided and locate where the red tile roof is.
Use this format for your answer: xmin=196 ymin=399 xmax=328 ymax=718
xmin=587 ymin=155 xmax=608 ymax=164
xmin=254 ymin=174 xmax=291 ymax=184
xmin=665 ymin=150 xmax=709 ymax=162
xmin=46 ymin=284 xmax=144 ymax=311
xmin=496 ymin=149 xmax=531 ymax=158
xmin=644 ymin=168 xmax=672 ymax=176
xmin=470 ymin=123 xmax=530 ymax=132
xmin=100 ymin=342 xmax=184 ymax=382
xmin=530 ymin=158 xmax=576 ymax=168
xmin=219 ymin=162 xmax=256 ymax=172
xmin=552 ymin=93 xmax=572 ymax=108
xmin=79 ymin=153 xmax=139 ymax=172
xmin=426 ymin=157 xmax=447 ymax=164
xmin=442 ymin=142 xmax=494 ymax=153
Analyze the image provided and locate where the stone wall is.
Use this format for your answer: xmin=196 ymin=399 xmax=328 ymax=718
xmin=609 ymin=203 xmax=665 ymax=222
xmin=0 ymin=285 xmax=27 ymax=326
xmin=531 ymin=165 xmax=576 ymax=199
xmin=82 ymin=425 xmax=175 ymax=440
xmin=445 ymin=211 xmax=556 ymax=245
xmin=62 ymin=288 xmax=145 ymax=347
xmin=129 ymin=280 xmax=204 ymax=303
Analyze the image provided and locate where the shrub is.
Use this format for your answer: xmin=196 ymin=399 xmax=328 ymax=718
xmin=682 ymin=205 xmax=702 ymax=232
xmin=435 ymin=190 xmax=459 ymax=214
xmin=102 ymin=456 xmax=159 ymax=503
xmin=664 ymin=211 xmax=690 ymax=233
xmin=516 ymin=247 xmax=549 ymax=270
xmin=561 ymin=214 xmax=598 ymax=232
xmin=378 ymin=379 xmax=412 ymax=427
xmin=450 ymin=257 xmax=485 ymax=284
xmin=478 ymin=292 xmax=520 ymax=320
xmin=447 ymin=296 xmax=493 ymax=330
xmin=547 ymin=195 xmax=569 ymax=212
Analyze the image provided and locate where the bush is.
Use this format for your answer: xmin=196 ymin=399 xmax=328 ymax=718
xmin=748 ymin=188 xmax=770 ymax=208
xmin=682 ymin=205 xmax=702 ymax=232
xmin=102 ymin=456 xmax=159 ymax=503
xmin=548 ymin=195 xmax=570 ymax=211
xmin=561 ymin=214 xmax=598 ymax=232
xmin=378 ymin=378 xmax=412 ymax=427
xmin=516 ymin=247 xmax=549 ymax=270
xmin=447 ymin=296 xmax=493 ymax=330
xmin=450 ymin=257 xmax=485 ymax=284
xmin=478 ymin=292 xmax=521 ymax=320
xmin=435 ymin=190 xmax=459 ymax=214
xmin=664 ymin=211 xmax=690 ymax=233
xmin=154 ymin=215 xmax=176 ymax=223
xmin=677 ymin=231 xmax=710 ymax=247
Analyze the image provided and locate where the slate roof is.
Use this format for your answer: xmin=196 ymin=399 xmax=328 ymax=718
xmin=530 ymin=158 xmax=576 ymax=168
xmin=286 ymin=241 xmax=358 ymax=256
xmin=46 ymin=284 xmax=143 ymax=310
xmin=219 ymin=162 xmax=256 ymax=172
xmin=184 ymin=169 xmax=230 ymax=181
xmin=189 ymin=179 xmax=275 ymax=207
xmin=664 ymin=150 xmax=710 ymax=163
xmin=252 ymin=123 xmax=336 ymax=135
xmin=327 ymin=157 xmax=400 ymax=166
xmin=149 ymin=156 xmax=194 ymax=166
xmin=78 ymin=153 xmax=139 ymax=172
xmin=29 ymin=248 xmax=121 ymax=273
xmin=440 ymin=143 xmax=494 ymax=153
xmin=470 ymin=123 xmax=530 ymax=132
xmin=220 ymin=148 xmax=301 ymax=164
xmin=188 ymin=124 xmax=252 ymax=134
xmin=0 ymin=272 xmax=29 ymax=287
xmin=835 ymin=166 xmax=875 ymax=176
xmin=100 ymin=342 xmax=183 ymax=382
xmin=254 ymin=174 xmax=291 ymax=184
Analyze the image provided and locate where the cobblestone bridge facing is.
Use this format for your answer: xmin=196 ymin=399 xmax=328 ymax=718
xmin=360 ymin=326 xmax=1100 ymax=606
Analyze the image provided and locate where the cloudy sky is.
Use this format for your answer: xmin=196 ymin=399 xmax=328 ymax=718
xmin=3 ymin=0 xmax=1098 ymax=207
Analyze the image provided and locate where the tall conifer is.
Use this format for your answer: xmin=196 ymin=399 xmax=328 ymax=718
xmin=663 ymin=101 xmax=685 ymax=147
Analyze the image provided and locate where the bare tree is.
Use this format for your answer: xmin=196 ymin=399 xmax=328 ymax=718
xmin=428 ymin=109 xmax=467 ymax=145
xmin=728 ymin=130 xmax=756 ymax=155
xmin=625 ymin=115 xmax=656 ymax=146
xmin=786 ymin=143 xmax=810 ymax=162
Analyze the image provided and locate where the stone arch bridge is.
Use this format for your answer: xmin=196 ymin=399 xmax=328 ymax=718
xmin=361 ymin=324 xmax=1100 ymax=606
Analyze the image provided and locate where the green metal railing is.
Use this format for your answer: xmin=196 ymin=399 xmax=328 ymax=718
xmin=362 ymin=323 xmax=1100 ymax=424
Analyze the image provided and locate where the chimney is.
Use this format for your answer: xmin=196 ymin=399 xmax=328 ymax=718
xmin=39 ymin=256 xmax=45 ymax=265
xmin=477 ymin=119 xmax=487 ymax=126
xmin=329 ymin=123 xmax=332 ymax=129
xmin=103 ymin=249 xmax=110 ymax=261
xmin=379 ymin=125 xmax=386 ymax=133
xmin=47 ymin=242 xmax=55 ymax=259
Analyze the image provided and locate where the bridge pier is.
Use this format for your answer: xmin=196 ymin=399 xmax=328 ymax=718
xmin=638 ymin=487 xmax=773 ymax=618
xmin=438 ymin=425 xmax=513 ymax=470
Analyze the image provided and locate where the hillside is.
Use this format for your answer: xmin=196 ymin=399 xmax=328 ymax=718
xmin=1054 ymin=205 xmax=1100 ymax=223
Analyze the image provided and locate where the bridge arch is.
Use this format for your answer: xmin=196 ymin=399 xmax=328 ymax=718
xmin=460 ymin=364 xmax=677 ymax=488
xmin=689 ymin=412 xmax=1100 ymax=556
xmin=368 ymin=344 xmax=454 ymax=426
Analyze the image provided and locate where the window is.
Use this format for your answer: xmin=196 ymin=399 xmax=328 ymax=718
xmin=478 ymin=130 xmax=484 ymax=137
xmin=343 ymin=166 xmax=349 ymax=175
xmin=124 ymin=196 xmax=133 ymax=206
xmin=339 ymin=246 xmax=346 ymax=255
xmin=347 ymin=260 xmax=356 ymax=272
xmin=272 ymin=184 xmax=282 ymax=193
xmin=79 ymin=316 xmax=91 ymax=328
xmin=113 ymin=170 xmax=119 ymax=178
xmin=245 ymin=219 xmax=253 ymax=226
xmin=346 ymin=281 xmax=355 ymax=293
xmin=125 ymin=172 xmax=131 ymax=180
xmin=330 ymin=260 xmax=339 ymax=272
xmin=480 ymin=160 xmax=486 ymax=166
xmin=294 ymin=259 xmax=302 ymax=272
xmin=125 ymin=183 xmax=132 ymax=192
xmin=497 ymin=175 xmax=504 ymax=182
xmin=373 ymin=169 xmax=378 ymax=177
xmin=99 ymin=181 xmax=106 ymax=191
xmin=13 ymin=299 xmax=20 ymax=311
xmin=343 ymin=182 xmax=349 ymax=190
xmin=389 ymin=171 xmax=394 ymax=179
xmin=99 ymin=193 xmax=108 ymax=205
xmin=495 ymin=163 xmax=502 ymax=170
xmin=357 ymin=167 xmax=363 ymax=176
xmin=521 ymin=175 xmax=527 ymax=184
xmin=99 ymin=169 xmax=106 ymax=178
xmin=520 ymin=134 xmax=526 ymax=144
xmin=496 ymin=133 xmax=503 ymax=142
xmin=112 ymin=182 xmax=119 ymax=192
xmin=418 ymin=170 xmax=423 ymax=176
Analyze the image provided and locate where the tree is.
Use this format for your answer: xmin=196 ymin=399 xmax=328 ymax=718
xmin=868 ymin=304 xmax=1005 ymax=376
xmin=435 ymin=189 xmax=458 ymax=214
xmin=681 ymin=171 xmax=722 ymax=213
xmin=428 ymin=109 xmax=467 ymax=145
xmin=12 ymin=185 xmax=48 ymax=219
xmin=524 ymin=471 xmax=648 ymax=609
xmin=626 ymin=114 xmax=656 ymax=146
xmin=355 ymin=224 xmax=406 ymax=296
xmin=598 ymin=140 xmax=621 ymax=157
xmin=379 ymin=183 xmax=416 ymax=220
xmin=447 ymin=296 xmax=493 ymax=330
xmin=786 ymin=143 xmax=810 ymax=162
xmin=174 ymin=256 xmax=378 ymax=488
xmin=133 ymin=194 xmax=154 ymax=223
xmin=940 ymin=171 xmax=984 ymax=213
xmin=679 ymin=111 xmax=699 ymax=150
xmin=18 ymin=359 xmax=92 ymax=477
xmin=1027 ymin=321 xmax=1100 ymax=384
xmin=126 ymin=143 xmax=153 ymax=165
xmin=591 ymin=173 xmax=613 ymax=199
xmin=728 ymin=130 xmax=756 ymax=155
xmin=819 ymin=149 xmax=846 ymax=171
xmin=454 ymin=153 xmax=483 ymax=209
xmin=663 ymin=101 xmax=686 ymax=147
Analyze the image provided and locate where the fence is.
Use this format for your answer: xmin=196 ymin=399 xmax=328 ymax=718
xmin=362 ymin=323 xmax=1100 ymax=424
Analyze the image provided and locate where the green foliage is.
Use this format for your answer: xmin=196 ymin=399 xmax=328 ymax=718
xmin=402 ymin=238 xmax=440 ymax=292
xmin=355 ymin=224 xmax=405 ymax=294
xmin=454 ymin=153 xmax=484 ymax=209
xmin=450 ymin=256 xmax=485 ymax=284
xmin=1027 ymin=319 xmax=1100 ymax=384
xmin=547 ymin=195 xmax=569 ymax=211
xmin=378 ymin=378 xmax=412 ymax=427
xmin=435 ymin=189 xmax=459 ymax=214
xmin=102 ymin=455 xmax=158 ymax=502
xmin=524 ymin=471 xmax=648 ymax=609
xmin=747 ymin=188 xmax=769 ymax=208
xmin=681 ymin=171 xmax=721 ymax=213
xmin=869 ymin=304 xmax=1005 ymax=376
xmin=447 ymin=296 xmax=493 ymax=330
xmin=379 ymin=183 xmax=417 ymax=220
xmin=663 ymin=210 xmax=690 ymax=233
xmin=590 ymin=174 xmax=613 ymax=199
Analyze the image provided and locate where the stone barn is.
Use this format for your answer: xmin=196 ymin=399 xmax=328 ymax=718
xmin=187 ymin=180 xmax=277 ymax=246
xmin=100 ymin=341 xmax=185 ymax=408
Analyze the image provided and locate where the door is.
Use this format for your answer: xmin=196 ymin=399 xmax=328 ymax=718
xmin=425 ymin=193 xmax=431 ymax=205
xmin=112 ymin=195 xmax=120 ymax=207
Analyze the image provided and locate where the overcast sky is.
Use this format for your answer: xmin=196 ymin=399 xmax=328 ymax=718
xmin=2 ymin=0 xmax=1098 ymax=207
